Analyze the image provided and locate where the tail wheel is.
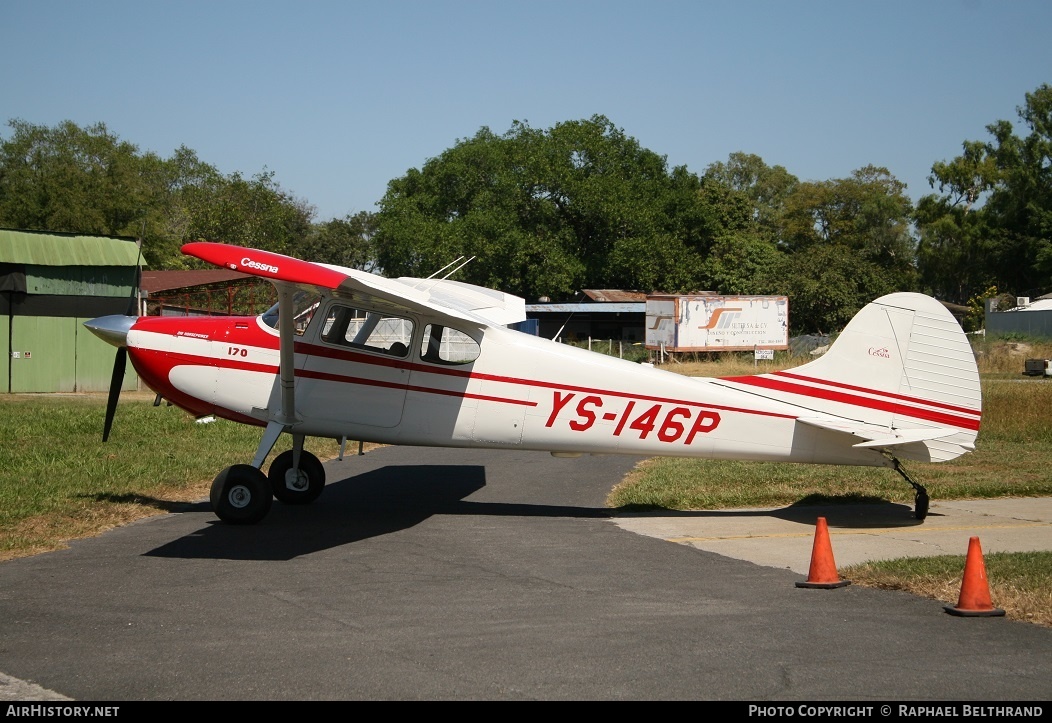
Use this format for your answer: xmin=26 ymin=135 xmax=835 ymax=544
xmin=210 ymin=464 xmax=273 ymax=524
xmin=268 ymin=450 xmax=326 ymax=505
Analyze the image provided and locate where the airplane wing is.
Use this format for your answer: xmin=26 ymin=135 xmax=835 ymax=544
xmin=181 ymin=242 xmax=526 ymax=327
xmin=393 ymin=277 xmax=526 ymax=327
xmin=796 ymin=416 xmax=972 ymax=450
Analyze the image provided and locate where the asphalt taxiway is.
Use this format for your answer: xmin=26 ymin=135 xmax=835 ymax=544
xmin=1 ymin=446 xmax=1050 ymax=701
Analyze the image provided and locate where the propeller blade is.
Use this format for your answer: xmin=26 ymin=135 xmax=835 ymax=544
xmin=98 ymin=244 xmax=140 ymax=443
xmin=103 ymin=347 xmax=127 ymax=442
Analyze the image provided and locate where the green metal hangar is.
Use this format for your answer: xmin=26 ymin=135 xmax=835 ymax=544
xmin=1 ymin=228 xmax=140 ymax=393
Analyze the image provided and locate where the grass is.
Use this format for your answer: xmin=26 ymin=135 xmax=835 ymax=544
xmin=843 ymin=552 xmax=1052 ymax=627
xmin=0 ymin=393 xmax=341 ymax=561
xmin=607 ymin=338 xmax=1052 ymax=626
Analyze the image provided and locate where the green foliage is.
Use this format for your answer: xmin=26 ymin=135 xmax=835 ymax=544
xmin=374 ymin=116 xmax=719 ymax=299
xmin=175 ymin=167 xmax=314 ymax=260
xmin=766 ymin=244 xmax=899 ymax=335
xmin=0 ymin=119 xmax=315 ymax=269
xmin=700 ymin=232 xmax=781 ymax=295
xmin=5 ymin=87 xmax=1049 ymax=334
xmin=292 ymin=211 xmax=380 ymax=271
xmin=780 ymin=166 xmax=916 ymax=272
xmin=768 ymin=166 xmax=917 ymax=332
xmin=703 ymin=151 xmax=798 ymax=240
xmin=914 ymin=194 xmax=996 ymax=305
xmin=917 ymin=84 xmax=1052 ymax=300
xmin=963 ymin=284 xmax=998 ymax=333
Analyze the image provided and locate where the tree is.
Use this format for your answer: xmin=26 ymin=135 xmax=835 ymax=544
xmin=780 ymin=166 xmax=915 ymax=274
xmin=180 ymin=168 xmax=314 ymax=260
xmin=0 ymin=119 xmax=148 ymax=237
xmin=913 ymin=193 xmax=994 ymax=304
xmin=0 ymin=119 xmax=317 ymax=270
xmin=374 ymin=116 xmax=718 ymax=299
xmin=768 ymin=166 xmax=916 ymax=332
xmin=703 ymin=152 xmax=798 ymax=242
xmin=294 ymin=211 xmax=379 ymax=272
xmin=917 ymin=84 xmax=1052 ymax=300
xmin=767 ymin=244 xmax=898 ymax=335
xmin=700 ymin=232 xmax=782 ymax=296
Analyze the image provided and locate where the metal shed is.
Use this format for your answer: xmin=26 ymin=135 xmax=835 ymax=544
xmin=985 ymin=296 xmax=1052 ymax=338
xmin=1 ymin=228 xmax=141 ymax=393
xmin=524 ymin=289 xmax=648 ymax=341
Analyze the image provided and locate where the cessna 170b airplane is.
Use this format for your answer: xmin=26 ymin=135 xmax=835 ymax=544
xmin=84 ymin=241 xmax=981 ymax=525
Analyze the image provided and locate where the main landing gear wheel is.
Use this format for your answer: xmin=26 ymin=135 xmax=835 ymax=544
xmin=268 ymin=449 xmax=326 ymax=505
xmin=210 ymin=464 xmax=273 ymax=524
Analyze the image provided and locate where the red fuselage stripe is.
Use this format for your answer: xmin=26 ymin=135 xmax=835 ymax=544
xmin=141 ymin=331 xmax=800 ymax=422
xmin=296 ymin=341 xmax=798 ymax=420
xmin=772 ymin=370 xmax=981 ymax=417
xmin=295 ymin=368 xmax=537 ymax=407
xmin=722 ymin=374 xmax=981 ymax=431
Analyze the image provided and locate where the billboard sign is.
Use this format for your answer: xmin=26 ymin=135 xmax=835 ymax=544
xmin=645 ymin=295 xmax=789 ymax=352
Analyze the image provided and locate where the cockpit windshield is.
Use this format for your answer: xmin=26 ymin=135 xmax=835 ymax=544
xmin=261 ymin=291 xmax=322 ymax=335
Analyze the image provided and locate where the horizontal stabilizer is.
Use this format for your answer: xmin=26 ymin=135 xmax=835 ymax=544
xmin=797 ymin=416 xmax=962 ymax=449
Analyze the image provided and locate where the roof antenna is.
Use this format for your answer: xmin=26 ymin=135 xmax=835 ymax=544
xmin=413 ymin=255 xmax=476 ymax=289
xmin=411 ymin=256 xmax=462 ymax=290
xmin=441 ymin=255 xmax=475 ymax=280
xmin=551 ymin=292 xmax=584 ymax=341
xmin=425 ymin=256 xmax=465 ymax=280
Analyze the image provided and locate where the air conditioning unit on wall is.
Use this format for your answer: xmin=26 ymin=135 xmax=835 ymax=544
xmin=1016 ymin=297 xmax=1031 ymax=307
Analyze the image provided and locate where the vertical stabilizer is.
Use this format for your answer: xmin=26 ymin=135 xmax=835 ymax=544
xmin=719 ymin=293 xmax=981 ymax=463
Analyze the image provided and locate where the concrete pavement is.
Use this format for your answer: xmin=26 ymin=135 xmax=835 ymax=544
xmin=612 ymin=497 xmax=1052 ymax=575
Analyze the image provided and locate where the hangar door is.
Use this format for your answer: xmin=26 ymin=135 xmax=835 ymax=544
xmin=5 ymin=316 xmax=136 ymax=393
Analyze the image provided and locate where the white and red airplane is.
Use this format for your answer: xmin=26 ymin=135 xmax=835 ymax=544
xmin=85 ymin=241 xmax=981 ymax=525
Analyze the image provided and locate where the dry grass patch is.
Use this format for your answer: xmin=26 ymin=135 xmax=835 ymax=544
xmin=843 ymin=552 xmax=1052 ymax=627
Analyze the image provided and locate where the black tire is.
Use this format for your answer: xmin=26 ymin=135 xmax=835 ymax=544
xmin=210 ymin=464 xmax=273 ymax=525
xmin=914 ymin=488 xmax=930 ymax=521
xmin=268 ymin=450 xmax=326 ymax=505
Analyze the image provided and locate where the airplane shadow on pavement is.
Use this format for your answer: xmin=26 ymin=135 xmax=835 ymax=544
xmin=143 ymin=464 xmax=610 ymax=562
xmin=611 ymin=498 xmax=929 ymax=529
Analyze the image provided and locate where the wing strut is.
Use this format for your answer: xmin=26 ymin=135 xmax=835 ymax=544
xmin=251 ymin=283 xmax=301 ymax=468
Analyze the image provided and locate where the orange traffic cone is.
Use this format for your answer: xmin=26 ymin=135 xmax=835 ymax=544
xmin=796 ymin=517 xmax=850 ymax=589
xmin=944 ymin=536 xmax=1005 ymax=617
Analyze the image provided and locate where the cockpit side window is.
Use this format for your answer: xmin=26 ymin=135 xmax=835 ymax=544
xmin=261 ymin=291 xmax=321 ymax=336
xmin=320 ymin=303 xmax=414 ymax=357
xmin=419 ymin=324 xmax=481 ymax=365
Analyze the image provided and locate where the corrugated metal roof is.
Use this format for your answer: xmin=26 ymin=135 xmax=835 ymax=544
xmin=142 ymin=269 xmax=252 ymax=293
xmin=581 ymin=289 xmax=648 ymax=302
xmin=526 ymin=303 xmax=644 ymax=313
xmin=0 ymin=228 xmax=142 ymax=266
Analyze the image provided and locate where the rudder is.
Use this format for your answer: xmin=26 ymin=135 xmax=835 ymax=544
xmin=726 ymin=293 xmax=981 ymax=464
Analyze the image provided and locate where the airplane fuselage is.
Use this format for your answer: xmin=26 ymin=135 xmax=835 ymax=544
xmin=86 ymin=241 xmax=981 ymax=524
xmin=126 ymin=303 xmax=889 ymax=468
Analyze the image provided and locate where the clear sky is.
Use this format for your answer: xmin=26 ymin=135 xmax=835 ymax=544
xmin=2 ymin=0 xmax=1050 ymax=222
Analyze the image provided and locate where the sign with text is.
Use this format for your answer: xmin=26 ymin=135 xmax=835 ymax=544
xmin=646 ymin=295 xmax=789 ymax=352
